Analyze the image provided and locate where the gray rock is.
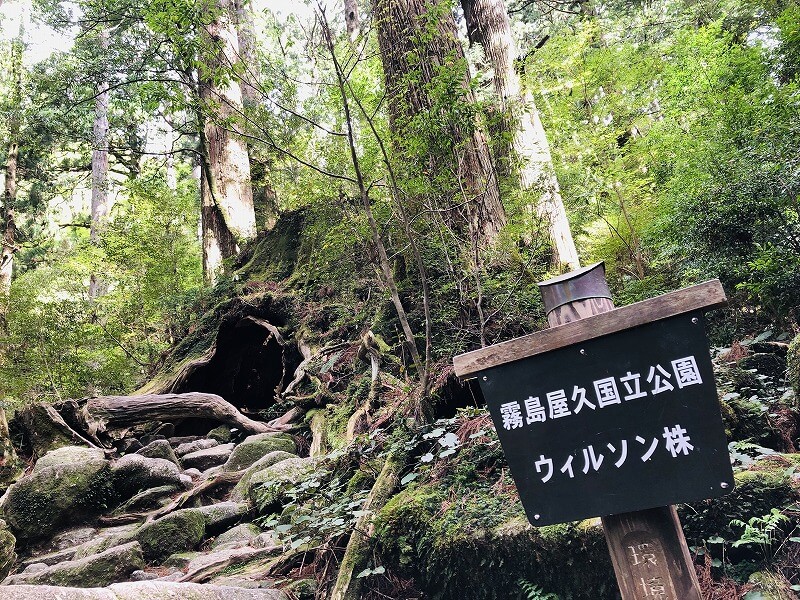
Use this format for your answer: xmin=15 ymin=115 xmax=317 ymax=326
xmin=183 ymin=468 xmax=203 ymax=479
xmin=182 ymin=444 xmax=235 ymax=471
xmin=136 ymin=440 xmax=181 ymax=466
xmin=212 ymin=524 xmax=261 ymax=550
xmin=21 ymin=547 xmax=77 ymax=568
xmin=0 ymin=582 xmax=288 ymax=599
xmin=223 ymin=434 xmax=296 ymax=472
xmin=113 ymin=485 xmax=179 ymax=514
xmin=175 ymin=439 xmax=218 ymax=457
xmin=3 ymin=541 xmax=144 ymax=588
xmin=229 ymin=451 xmax=296 ymax=502
xmin=22 ymin=563 xmax=48 ymax=573
xmin=129 ymin=569 xmax=158 ymax=581
xmin=252 ymin=533 xmax=279 ymax=550
xmin=1 ymin=446 xmax=111 ymax=541
xmin=50 ymin=527 xmax=98 ymax=551
xmin=245 ymin=457 xmax=320 ymax=508
xmin=110 ymin=454 xmax=186 ymax=500
xmin=196 ymin=502 xmax=250 ymax=534
xmin=155 ymin=572 xmax=184 ymax=582
xmin=72 ymin=524 xmax=141 ymax=561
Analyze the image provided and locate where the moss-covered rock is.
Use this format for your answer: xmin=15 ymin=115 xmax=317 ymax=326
xmin=0 ymin=581 xmax=289 ymax=599
xmin=207 ymin=426 xmax=233 ymax=444
xmin=1 ymin=446 xmax=113 ymax=541
xmin=212 ymin=523 xmax=261 ymax=549
xmin=0 ymin=521 xmax=15 ymax=581
xmin=788 ymin=335 xmax=800 ymax=407
xmin=375 ymin=484 xmax=615 ymax=600
xmin=136 ymin=440 xmax=181 ymax=466
xmin=246 ymin=457 xmax=321 ymax=510
xmin=229 ymin=451 xmax=298 ymax=503
xmin=223 ymin=433 xmax=297 ymax=472
xmin=110 ymin=454 xmax=186 ymax=501
xmin=134 ymin=509 xmax=206 ymax=563
xmin=3 ymin=541 xmax=144 ymax=587
xmin=747 ymin=570 xmax=796 ymax=600
xmin=679 ymin=463 xmax=798 ymax=545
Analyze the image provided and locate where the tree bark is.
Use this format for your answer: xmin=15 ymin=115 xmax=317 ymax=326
xmin=82 ymin=392 xmax=278 ymax=437
xmin=0 ymin=20 xmax=23 ymax=306
xmin=461 ymin=0 xmax=580 ymax=270
xmin=197 ymin=0 xmax=256 ymax=283
xmin=344 ymin=0 xmax=361 ymax=40
xmin=375 ymin=0 xmax=506 ymax=248
xmin=232 ymin=0 xmax=278 ymax=231
xmin=89 ymin=27 xmax=111 ymax=298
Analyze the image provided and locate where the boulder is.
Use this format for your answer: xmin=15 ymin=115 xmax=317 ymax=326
xmin=1 ymin=447 xmax=112 ymax=541
xmin=0 ymin=582 xmax=288 ymax=599
xmin=182 ymin=444 xmax=235 ymax=471
xmin=162 ymin=551 xmax=199 ymax=569
xmin=223 ymin=434 xmax=296 ymax=472
xmin=133 ymin=509 xmax=206 ymax=563
xmin=245 ymin=457 xmax=320 ymax=508
xmin=212 ymin=524 xmax=261 ymax=550
xmin=3 ymin=541 xmax=144 ymax=588
xmin=196 ymin=502 xmax=250 ymax=534
xmin=72 ymin=524 xmax=141 ymax=561
xmin=175 ymin=438 xmax=218 ymax=457
xmin=110 ymin=454 xmax=186 ymax=501
xmin=49 ymin=527 xmax=98 ymax=551
xmin=230 ymin=451 xmax=297 ymax=502
xmin=136 ymin=440 xmax=181 ymax=466
xmin=208 ymin=426 xmax=233 ymax=444
xmin=112 ymin=485 xmax=180 ymax=514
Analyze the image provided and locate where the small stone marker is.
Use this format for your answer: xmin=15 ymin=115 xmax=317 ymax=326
xmin=453 ymin=263 xmax=734 ymax=600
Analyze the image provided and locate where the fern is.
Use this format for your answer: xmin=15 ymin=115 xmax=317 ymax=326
xmin=518 ymin=579 xmax=560 ymax=600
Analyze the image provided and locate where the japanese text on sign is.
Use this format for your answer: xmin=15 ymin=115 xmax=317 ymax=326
xmin=499 ymin=355 xmax=702 ymax=431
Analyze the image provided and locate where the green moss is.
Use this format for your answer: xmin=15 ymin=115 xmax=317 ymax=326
xmin=726 ymin=396 xmax=783 ymax=448
xmin=224 ymin=433 xmax=297 ymax=471
xmin=3 ymin=450 xmax=113 ymax=541
xmin=0 ymin=527 xmax=16 ymax=580
xmin=788 ymin=335 xmax=800 ymax=408
xmin=679 ymin=467 xmax=798 ymax=545
xmin=134 ymin=509 xmax=206 ymax=563
xmin=375 ymin=484 xmax=615 ymax=600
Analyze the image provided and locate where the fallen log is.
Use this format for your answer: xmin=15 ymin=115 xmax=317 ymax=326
xmin=82 ymin=393 xmax=281 ymax=438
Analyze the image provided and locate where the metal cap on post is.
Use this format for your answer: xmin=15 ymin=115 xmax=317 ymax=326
xmin=538 ymin=262 xmax=614 ymax=327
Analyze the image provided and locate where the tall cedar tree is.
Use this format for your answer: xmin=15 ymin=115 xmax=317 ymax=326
xmin=198 ymin=0 xmax=256 ymax=282
xmin=462 ymin=0 xmax=580 ymax=269
xmin=375 ymin=0 xmax=506 ymax=248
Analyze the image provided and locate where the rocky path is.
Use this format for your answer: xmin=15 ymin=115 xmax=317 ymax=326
xmin=0 ymin=421 xmax=319 ymax=599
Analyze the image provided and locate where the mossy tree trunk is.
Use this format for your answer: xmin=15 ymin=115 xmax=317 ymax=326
xmin=375 ymin=0 xmax=506 ymax=248
xmin=197 ymin=0 xmax=256 ymax=283
xmin=461 ymin=0 xmax=579 ymax=270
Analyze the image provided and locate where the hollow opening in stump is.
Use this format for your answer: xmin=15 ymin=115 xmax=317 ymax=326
xmin=175 ymin=317 xmax=300 ymax=415
xmin=433 ymin=375 xmax=485 ymax=419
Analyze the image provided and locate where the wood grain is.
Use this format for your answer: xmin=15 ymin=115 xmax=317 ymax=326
xmin=453 ymin=279 xmax=726 ymax=378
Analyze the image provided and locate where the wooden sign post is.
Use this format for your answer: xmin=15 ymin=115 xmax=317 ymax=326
xmin=453 ymin=263 xmax=733 ymax=600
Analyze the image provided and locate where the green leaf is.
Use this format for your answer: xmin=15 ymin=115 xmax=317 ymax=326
xmin=400 ymin=473 xmax=417 ymax=485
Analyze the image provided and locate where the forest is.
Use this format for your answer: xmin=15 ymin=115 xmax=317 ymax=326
xmin=0 ymin=0 xmax=798 ymax=597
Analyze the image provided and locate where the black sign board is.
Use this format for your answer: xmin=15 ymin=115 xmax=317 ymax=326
xmin=478 ymin=312 xmax=734 ymax=526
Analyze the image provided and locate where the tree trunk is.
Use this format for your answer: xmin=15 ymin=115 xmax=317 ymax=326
xmin=197 ymin=0 xmax=256 ymax=282
xmin=81 ymin=392 xmax=279 ymax=437
xmin=344 ymin=0 xmax=361 ymax=40
xmin=232 ymin=0 xmax=278 ymax=231
xmin=200 ymin=161 xmax=237 ymax=283
xmin=89 ymin=27 xmax=111 ymax=298
xmin=375 ymin=0 xmax=506 ymax=248
xmin=461 ymin=0 xmax=580 ymax=270
xmin=0 ymin=21 xmax=23 ymax=306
